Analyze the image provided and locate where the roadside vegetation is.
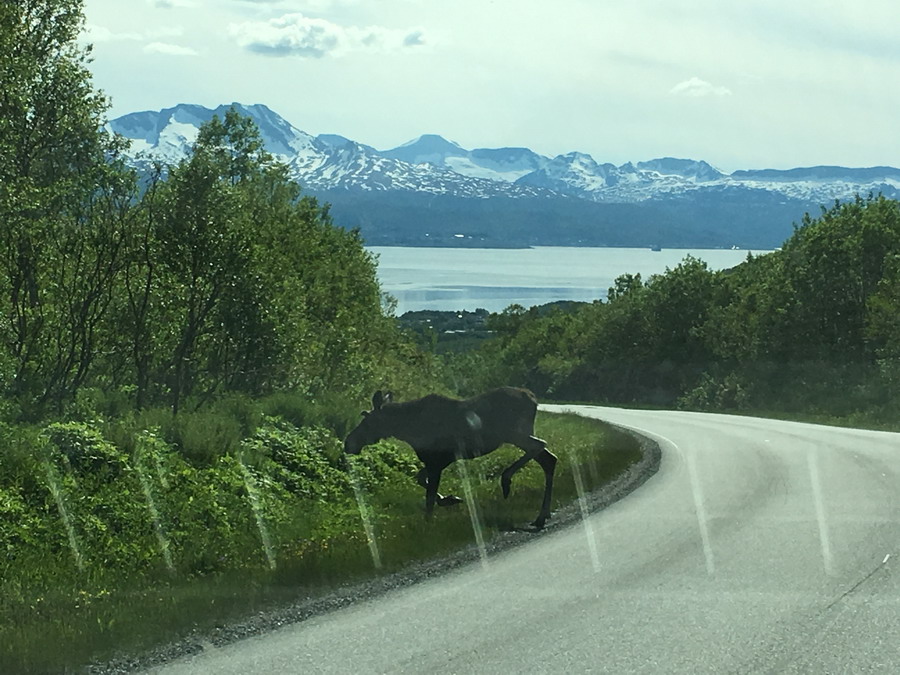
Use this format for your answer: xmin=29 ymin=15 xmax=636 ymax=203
xmin=0 ymin=406 xmax=638 ymax=674
xmin=1 ymin=3 xmax=644 ymax=672
xmin=445 ymin=195 xmax=900 ymax=430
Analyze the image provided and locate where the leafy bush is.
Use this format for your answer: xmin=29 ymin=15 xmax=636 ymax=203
xmin=244 ymin=421 xmax=346 ymax=501
xmin=345 ymin=440 xmax=420 ymax=494
xmin=43 ymin=422 xmax=127 ymax=475
xmin=679 ymin=372 xmax=752 ymax=410
xmin=0 ymin=485 xmax=50 ymax=559
xmin=0 ymin=414 xmax=424 ymax=591
xmin=171 ymin=412 xmax=245 ymax=467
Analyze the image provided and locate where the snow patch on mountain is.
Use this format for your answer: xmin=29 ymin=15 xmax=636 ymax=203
xmin=108 ymin=102 xmax=320 ymax=165
xmin=382 ymin=134 xmax=468 ymax=165
xmin=516 ymin=152 xmax=619 ymax=195
xmin=444 ymin=156 xmax=537 ymax=182
xmin=380 ymin=139 xmax=550 ymax=184
xmin=636 ymin=157 xmax=725 ymax=182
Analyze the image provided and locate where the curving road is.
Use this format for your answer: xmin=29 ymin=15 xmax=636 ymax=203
xmin=152 ymin=407 xmax=900 ymax=674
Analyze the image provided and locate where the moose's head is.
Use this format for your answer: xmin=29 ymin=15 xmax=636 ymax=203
xmin=343 ymin=390 xmax=393 ymax=455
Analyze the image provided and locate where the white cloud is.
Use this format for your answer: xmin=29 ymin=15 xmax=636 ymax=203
xmin=669 ymin=77 xmax=733 ymax=97
xmin=231 ymin=14 xmax=340 ymax=57
xmin=83 ymin=23 xmax=143 ymax=42
xmin=83 ymin=23 xmax=184 ymax=44
xmin=146 ymin=26 xmax=185 ymax=39
xmin=150 ymin=0 xmax=194 ymax=8
xmin=233 ymin=0 xmax=360 ymax=8
xmin=143 ymin=41 xmax=199 ymax=56
xmin=230 ymin=12 xmax=426 ymax=58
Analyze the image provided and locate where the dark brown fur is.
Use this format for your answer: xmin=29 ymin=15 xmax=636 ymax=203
xmin=344 ymin=387 xmax=557 ymax=528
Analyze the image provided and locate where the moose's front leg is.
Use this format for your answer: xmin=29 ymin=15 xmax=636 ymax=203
xmin=416 ymin=466 xmax=462 ymax=507
xmin=423 ymin=463 xmax=445 ymax=519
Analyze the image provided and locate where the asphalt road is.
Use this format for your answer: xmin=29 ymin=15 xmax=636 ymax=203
xmin=151 ymin=407 xmax=900 ymax=674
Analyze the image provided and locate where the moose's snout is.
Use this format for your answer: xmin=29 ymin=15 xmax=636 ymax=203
xmin=343 ymin=435 xmax=362 ymax=455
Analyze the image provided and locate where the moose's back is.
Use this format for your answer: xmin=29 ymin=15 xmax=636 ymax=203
xmin=458 ymin=387 xmax=538 ymax=453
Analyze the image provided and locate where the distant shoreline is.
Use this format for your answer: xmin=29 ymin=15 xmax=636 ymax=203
xmin=365 ymin=243 xmax=769 ymax=252
xmin=369 ymin=245 xmax=762 ymax=314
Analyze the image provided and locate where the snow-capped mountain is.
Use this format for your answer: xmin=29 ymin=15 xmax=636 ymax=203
xmin=109 ymin=104 xmax=550 ymax=199
xmin=375 ymin=134 xmax=548 ymax=183
xmin=108 ymin=103 xmax=900 ymax=248
xmin=381 ymin=134 xmax=469 ymax=165
xmin=516 ymin=152 xmax=900 ymax=204
xmin=315 ymin=133 xmax=380 ymax=156
xmin=636 ymin=158 xmax=724 ymax=183
xmin=291 ymin=138 xmax=548 ymax=197
xmin=109 ymin=102 xmax=900 ymax=205
xmin=516 ymin=152 xmax=619 ymax=196
xmin=109 ymin=103 xmax=321 ymax=166
xmin=728 ymin=166 xmax=900 ymax=202
xmin=459 ymin=147 xmax=548 ymax=182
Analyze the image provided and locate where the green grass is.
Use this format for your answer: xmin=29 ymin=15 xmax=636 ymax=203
xmin=0 ymin=411 xmax=641 ymax=674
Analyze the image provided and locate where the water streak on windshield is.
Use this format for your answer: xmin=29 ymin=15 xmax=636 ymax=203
xmin=348 ymin=464 xmax=383 ymax=570
xmin=456 ymin=457 xmax=489 ymax=569
xmin=238 ymin=457 xmax=277 ymax=570
xmin=685 ymin=446 xmax=716 ymax=575
xmin=570 ymin=448 xmax=601 ymax=572
xmin=135 ymin=448 xmax=175 ymax=573
xmin=807 ymin=448 xmax=834 ymax=575
xmin=42 ymin=457 xmax=85 ymax=572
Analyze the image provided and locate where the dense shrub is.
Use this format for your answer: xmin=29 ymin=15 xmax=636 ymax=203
xmin=0 ymin=415 xmax=424 ymax=586
xmin=44 ymin=422 xmax=127 ymax=475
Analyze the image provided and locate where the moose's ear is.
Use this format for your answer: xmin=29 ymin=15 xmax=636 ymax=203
xmin=372 ymin=391 xmax=384 ymax=410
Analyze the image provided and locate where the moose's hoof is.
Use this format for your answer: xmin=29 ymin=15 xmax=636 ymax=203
xmin=500 ymin=479 xmax=511 ymax=499
xmin=438 ymin=495 xmax=463 ymax=507
xmin=530 ymin=514 xmax=549 ymax=530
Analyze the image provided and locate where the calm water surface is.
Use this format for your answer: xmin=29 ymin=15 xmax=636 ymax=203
xmin=369 ymin=246 xmax=765 ymax=314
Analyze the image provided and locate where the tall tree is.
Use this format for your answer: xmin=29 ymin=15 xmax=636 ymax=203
xmin=0 ymin=0 xmax=132 ymax=410
xmin=126 ymin=109 xmax=388 ymax=412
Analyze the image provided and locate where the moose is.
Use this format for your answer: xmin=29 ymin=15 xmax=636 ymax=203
xmin=343 ymin=387 xmax=557 ymax=529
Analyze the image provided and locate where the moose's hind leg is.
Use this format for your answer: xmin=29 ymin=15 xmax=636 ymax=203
xmin=499 ymin=436 xmax=557 ymax=530
xmin=530 ymin=447 xmax=558 ymax=529
xmin=500 ymin=435 xmax=547 ymax=498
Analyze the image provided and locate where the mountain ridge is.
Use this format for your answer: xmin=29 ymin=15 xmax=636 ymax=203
xmin=107 ymin=103 xmax=900 ymax=249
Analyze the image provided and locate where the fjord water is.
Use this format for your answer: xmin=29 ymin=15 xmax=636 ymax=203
xmin=370 ymin=246 xmax=761 ymax=314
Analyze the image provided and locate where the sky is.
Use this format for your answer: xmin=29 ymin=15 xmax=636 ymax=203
xmin=81 ymin=0 xmax=900 ymax=172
